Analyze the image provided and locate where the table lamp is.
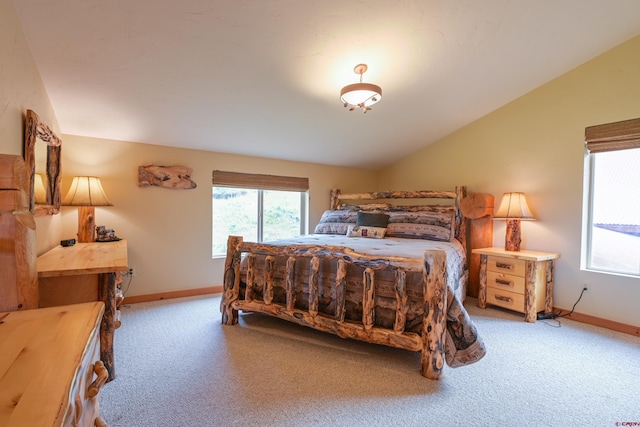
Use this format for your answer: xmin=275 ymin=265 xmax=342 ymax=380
xmin=493 ymin=192 xmax=535 ymax=251
xmin=62 ymin=176 xmax=113 ymax=243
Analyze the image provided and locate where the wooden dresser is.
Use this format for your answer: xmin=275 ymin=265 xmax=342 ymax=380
xmin=38 ymin=240 xmax=128 ymax=381
xmin=0 ymin=302 xmax=108 ymax=426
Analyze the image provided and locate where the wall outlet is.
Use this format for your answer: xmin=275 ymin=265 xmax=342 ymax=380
xmin=128 ymin=268 xmax=135 ymax=276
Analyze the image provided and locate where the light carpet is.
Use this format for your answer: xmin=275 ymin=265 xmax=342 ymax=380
xmin=99 ymin=294 xmax=640 ymax=426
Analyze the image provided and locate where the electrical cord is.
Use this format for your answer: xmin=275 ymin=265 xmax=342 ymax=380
xmin=557 ymin=287 xmax=588 ymax=318
xmin=539 ymin=286 xmax=587 ymax=327
xmin=121 ymin=270 xmax=133 ymax=296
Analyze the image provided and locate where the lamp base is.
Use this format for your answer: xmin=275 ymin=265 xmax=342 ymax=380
xmin=504 ymin=219 xmax=521 ymax=251
xmin=77 ymin=206 xmax=96 ymax=243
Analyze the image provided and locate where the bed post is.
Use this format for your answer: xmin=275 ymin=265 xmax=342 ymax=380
xmin=421 ymin=250 xmax=447 ymax=380
xmin=330 ymin=188 xmax=341 ymax=210
xmin=221 ymin=235 xmax=243 ymax=325
xmin=454 ymin=186 xmax=468 ymax=254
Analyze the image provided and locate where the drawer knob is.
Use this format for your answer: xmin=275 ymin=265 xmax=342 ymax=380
xmin=88 ymin=360 xmax=109 ymax=397
xmin=495 ymin=295 xmax=513 ymax=303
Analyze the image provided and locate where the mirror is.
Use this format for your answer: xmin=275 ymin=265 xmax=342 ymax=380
xmin=24 ymin=109 xmax=62 ymax=216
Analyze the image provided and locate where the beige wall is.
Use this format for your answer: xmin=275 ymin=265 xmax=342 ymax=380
xmin=0 ymin=0 xmax=64 ymax=250
xmin=379 ymin=34 xmax=640 ymax=327
xmin=60 ymin=135 xmax=377 ymax=297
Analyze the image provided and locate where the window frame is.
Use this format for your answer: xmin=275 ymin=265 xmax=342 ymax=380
xmin=211 ymin=171 xmax=309 ymax=257
xmin=582 ymin=118 xmax=640 ymax=277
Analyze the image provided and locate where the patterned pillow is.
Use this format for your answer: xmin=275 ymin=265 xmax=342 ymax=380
xmin=313 ymin=210 xmax=357 ymax=235
xmin=385 ymin=211 xmax=455 ymax=241
xmin=346 ymin=224 xmax=387 ymax=239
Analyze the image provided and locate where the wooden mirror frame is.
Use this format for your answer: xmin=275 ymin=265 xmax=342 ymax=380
xmin=24 ymin=109 xmax=62 ymax=216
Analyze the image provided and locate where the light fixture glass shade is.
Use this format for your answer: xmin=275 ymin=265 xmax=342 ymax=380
xmin=62 ymin=176 xmax=113 ymax=206
xmin=493 ymin=192 xmax=535 ymax=220
xmin=340 ymin=83 xmax=382 ymax=108
xmin=34 ymin=173 xmax=47 ymax=204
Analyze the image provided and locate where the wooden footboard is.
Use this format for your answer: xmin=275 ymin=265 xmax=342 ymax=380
xmin=221 ymin=235 xmax=448 ymax=380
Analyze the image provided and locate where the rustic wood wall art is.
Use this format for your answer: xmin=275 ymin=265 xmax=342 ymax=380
xmin=138 ymin=164 xmax=197 ymax=189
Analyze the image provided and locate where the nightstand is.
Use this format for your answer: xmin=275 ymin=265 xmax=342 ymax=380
xmin=472 ymin=247 xmax=560 ymax=322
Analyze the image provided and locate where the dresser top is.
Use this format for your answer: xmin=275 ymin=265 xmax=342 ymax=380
xmin=472 ymin=246 xmax=560 ymax=261
xmin=37 ymin=239 xmax=128 ymax=277
xmin=0 ymin=302 xmax=104 ymax=426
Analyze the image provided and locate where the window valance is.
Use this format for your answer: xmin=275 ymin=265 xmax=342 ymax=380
xmin=212 ymin=170 xmax=309 ymax=192
xmin=585 ymin=117 xmax=640 ymax=153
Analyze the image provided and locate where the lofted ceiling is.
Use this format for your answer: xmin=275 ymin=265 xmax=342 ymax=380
xmin=11 ymin=0 xmax=640 ymax=169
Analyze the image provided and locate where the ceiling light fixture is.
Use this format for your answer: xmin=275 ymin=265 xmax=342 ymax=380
xmin=340 ymin=64 xmax=382 ymax=113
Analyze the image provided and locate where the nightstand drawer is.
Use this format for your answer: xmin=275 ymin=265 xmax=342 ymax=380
xmin=486 ymin=271 xmax=525 ymax=294
xmin=487 ymin=287 xmax=525 ymax=313
xmin=487 ymin=256 xmax=525 ymax=276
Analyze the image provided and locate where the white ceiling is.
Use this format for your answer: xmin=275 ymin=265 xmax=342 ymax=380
xmin=12 ymin=0 xmax=640 ymax=169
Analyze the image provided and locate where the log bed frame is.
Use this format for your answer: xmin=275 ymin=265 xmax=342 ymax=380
xmin=221 ymin=186 xmax=481 ymax=380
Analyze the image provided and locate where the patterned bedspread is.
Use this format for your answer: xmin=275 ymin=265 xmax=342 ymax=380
xmin=260 ymin=234 xmax=486 ymax=368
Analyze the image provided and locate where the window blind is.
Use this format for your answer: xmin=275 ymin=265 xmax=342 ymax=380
xmin=585 ymin=117 xmax=640 ymax=153
xmin=212 ymin=170 xmax=309 ymax=192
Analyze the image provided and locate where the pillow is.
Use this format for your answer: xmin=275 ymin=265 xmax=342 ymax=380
xmin=313 ymin=209 xmax=357 ymax=235
xmin=356 ymin=211 xmax=389 ymax=228
xmin=385 ymin=211 xmax=455 ymax=241
xmin=346 ymin=224 xmax=387 ymax=239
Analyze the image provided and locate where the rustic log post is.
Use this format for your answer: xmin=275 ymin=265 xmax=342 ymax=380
xmin=362 ymin=268 xmax=375 ymax=331
xmin=76 ymin=206 xmax=96 ymax=243
xmin=421 ymin=250 xmax=447 ymax=380
xmin=394 ymin=270 xmax=408 ymax=333
xmin=335 ymin=259 xmax=347 ymax=322
xmin=524 ymin=261 xmax=537 ymax=322
xmin=544 ymin=260 xmax=555 ymax=313
xmin=309 ymin=256 xmax=320 ymax=317
xmin=477 ymin=255 xmax=488 ymax=308
xmin=330 ymin=188 xmax=341 ymax=210
xmin=97 ymin=272 xmax=117 ymax=381
xmin=454 ymin=186 xmax=468 ymax=254
xmin=245 ymin=254 xmax=255 ymax=302
xmin=285 ymin=256 xmax=296 ymax=311
xmin=504 ymin=219 xmax=522 ymax=251
xmin=264 ymin=256 xmax=274 ymax=304
xmin=221 ymin=236 xmax=242 ymax=325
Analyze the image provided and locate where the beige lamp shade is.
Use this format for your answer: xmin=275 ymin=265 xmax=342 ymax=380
xmin=62 ymin=176 xmax=113 ymax=207
xmin=494 ymin=192 xmax=535 ymax=220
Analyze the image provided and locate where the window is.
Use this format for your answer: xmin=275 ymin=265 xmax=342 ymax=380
xmin=211 ymin=171 xmax=308 ymax=256
xmin=583 ymin=118 xmax=640 ymax=277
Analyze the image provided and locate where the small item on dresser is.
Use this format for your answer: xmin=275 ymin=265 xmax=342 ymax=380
xmin=60 ymin=238 xmax=76 ymax=247
xmin=96 ymin=225 xmax=121 ymax=242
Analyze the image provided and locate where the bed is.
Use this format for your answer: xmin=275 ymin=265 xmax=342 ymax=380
xmin=221 ymin=187 xmax=486 ymax=379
